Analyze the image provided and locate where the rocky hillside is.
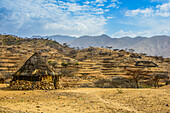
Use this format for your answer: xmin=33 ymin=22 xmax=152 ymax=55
xmin=0 ymin=35 xmax=169 ymax=88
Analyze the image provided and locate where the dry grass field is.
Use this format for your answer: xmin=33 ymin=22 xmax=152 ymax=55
xmin=0 ymin=84 xmax=169 ymax=113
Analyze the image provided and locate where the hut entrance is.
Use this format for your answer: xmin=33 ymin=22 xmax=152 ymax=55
xmin=15 ymin=76 xmax=41 ymax=81
xmin=0 ymin=78 xmax=5 ymax=84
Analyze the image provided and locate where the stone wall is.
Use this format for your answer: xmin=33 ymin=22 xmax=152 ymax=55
xmin=10 ymin=80 xmax=55 ymax=90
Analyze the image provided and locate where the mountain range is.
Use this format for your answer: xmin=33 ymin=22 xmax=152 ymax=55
xmin=31 ymin=34 xmax=170 ymax=58
xmin=31 ymin=35 xmax=76 ymax=44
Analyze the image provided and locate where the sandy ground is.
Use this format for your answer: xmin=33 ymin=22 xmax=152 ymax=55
xmin=0 ymin=84 xmax=169 ymax=113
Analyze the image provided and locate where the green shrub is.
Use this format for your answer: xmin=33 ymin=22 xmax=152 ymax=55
xmin=61 ymin=63 xmax=68 ymax=68
xmin=75 ymin=63 xmax=80 ymax=65
xmin=48 ymin=60 xmax=52 ymax=64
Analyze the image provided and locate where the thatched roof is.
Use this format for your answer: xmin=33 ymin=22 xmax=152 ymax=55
xmin=13 ymin=52 xmax=56 ymax=77
xmin=135 ymin=61 xmax=158 ymax=67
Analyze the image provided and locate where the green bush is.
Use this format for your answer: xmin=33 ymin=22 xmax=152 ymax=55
xmin=48 ymin=60 xmax=52 ymax=64
xmin=75 ymin=63 xmax=80 ymax=65
xmin=61 ymin=63 xmax=68 ymax=67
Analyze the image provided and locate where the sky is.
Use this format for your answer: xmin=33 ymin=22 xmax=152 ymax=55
xmin=0 ymin=0 xmax=170 ymax=38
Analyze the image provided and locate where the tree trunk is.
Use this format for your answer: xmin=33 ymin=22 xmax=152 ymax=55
xmin=54 ymin=76 xmax=60 ymax=89
xmin=135 ymin=80 xmax=139 ymax=88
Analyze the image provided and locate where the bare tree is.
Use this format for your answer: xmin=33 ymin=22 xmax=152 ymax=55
xmin=63 ymin=43 xmax=70 ymax=47
xmin=126 ymin=69 xmax=147 ymax=88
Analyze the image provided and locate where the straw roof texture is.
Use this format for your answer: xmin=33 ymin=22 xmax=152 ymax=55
xmin=13 ymin=52 xmax=55 ymax=77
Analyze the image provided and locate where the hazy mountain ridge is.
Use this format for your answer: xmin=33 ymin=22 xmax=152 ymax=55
xmin=131 ymin=36 xmax=170 ymax=58
xmin=31 ymin=35 xmax=76 ymax=44
xmin=68 ymin=34 xmax=113 ymax=48
xmin=68 ymin=34 xmax=169 ymax=58
xmin=68 ymin=35 xmax=147 ymax=49
xmin=31 ymin=34 xmax=170 ymax=58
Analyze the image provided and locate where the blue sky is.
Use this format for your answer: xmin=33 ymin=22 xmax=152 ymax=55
xmin=0 ymin=0 xmax=170 ymax=38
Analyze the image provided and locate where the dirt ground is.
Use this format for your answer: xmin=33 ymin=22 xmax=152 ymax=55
xmin=0 ymin=84 xmax=169 ymax=113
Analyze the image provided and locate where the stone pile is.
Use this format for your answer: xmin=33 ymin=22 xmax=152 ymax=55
xmin=10 ymin=80 xmax=55 ymax=90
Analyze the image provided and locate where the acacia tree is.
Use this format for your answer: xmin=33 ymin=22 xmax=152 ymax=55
xmin=150 ymin=73 xmax=169 ymax=88
xmin=129 ymin=49 xmax=135 ymax=53
xmin=126 ymin=69 xmax=147 ymax=88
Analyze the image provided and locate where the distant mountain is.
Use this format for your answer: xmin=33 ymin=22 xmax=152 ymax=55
xmin=31 ymin=35 xmax=76 ymax=44
xmin=68 ymin=34 xmax=170 ymax=58
xmin=68 ymin=34 xmax=113 ymax=48
xmin=107 ymin=36 xmax=147 ymax=49
xmin=131 ymin=35 xmax=170 ymax=58
xmin=68 ymin=34 xmax=147 ymax=48
xmin=31 ymin=34 xmax=170 ymax=57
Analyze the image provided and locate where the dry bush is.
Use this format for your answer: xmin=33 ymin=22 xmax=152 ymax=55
xmin=58 ymin=68 xmax=75 ymax=77
xmin=94 ymin=76 xmax=135 ymax=88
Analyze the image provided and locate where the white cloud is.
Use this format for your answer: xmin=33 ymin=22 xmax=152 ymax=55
xmin=125 ymin=2 xmax=170 ymax=17
xmin=43 ymin=15 xmax=106 ymax=36
xmin=95 ymin=0 xmax=107 ymax=3
xmin=106 ymin=3 xmax=116 ymax=8
xmin=112 ymin=25 xmax=170 ymax=38
xmin=97 ymin=3 xmax=105 ymax=7
xmin=83 ymin=1 xmax=91 ymax=4
xmin=112 ymin=30 xmax=137 ymax=38
xmin=107 ymin=16 xmax=115 ymax=19
xmin=113 ymin=9 xmax=170 ymax=38
xmin=111 ymin=0 xmax=118 ymax=2
xmin=156 ymin=2 xmax=170 ymax=17
xmin=125 ymin=8 xmax=154 ymax=17
xmin=0 ymin=0 xmax=109 ymax=37
xmin=105 ymin=9 xmax=110 ymax=12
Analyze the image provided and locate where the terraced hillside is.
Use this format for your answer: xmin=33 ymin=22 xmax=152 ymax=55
xmin=0 ymin=35 xmax=169 ymax=88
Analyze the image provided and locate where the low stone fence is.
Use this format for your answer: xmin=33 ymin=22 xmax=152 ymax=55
xmin=10 ymin=80 xmax=55 ymax=90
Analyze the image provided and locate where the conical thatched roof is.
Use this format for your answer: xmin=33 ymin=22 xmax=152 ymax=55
xmin=13 ymin=52 xmax=55 ymax=77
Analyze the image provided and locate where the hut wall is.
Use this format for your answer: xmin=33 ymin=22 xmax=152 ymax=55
xmin=0 ymin=78 xmax=5 ymax=84
xmin=41 ymin=75 xmax=53 ymax=81
xmin=10 ymin=80 xmax=56 ymax=90
xmin=14 ymin=76 xmax=40 ymax=81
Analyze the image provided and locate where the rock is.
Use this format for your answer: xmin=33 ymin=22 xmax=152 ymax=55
xmin=36 ymin=105 xmax=40 ymax=108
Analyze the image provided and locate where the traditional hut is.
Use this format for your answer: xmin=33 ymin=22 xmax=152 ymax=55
xmin=10 ymin=52 xmax=60 ymax=90
xmin=135 ymin=61 xmax=158 ymax=67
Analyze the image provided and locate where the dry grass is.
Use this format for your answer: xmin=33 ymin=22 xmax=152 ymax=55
xmin=0 ymin=84 xmax=169 ymax=113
